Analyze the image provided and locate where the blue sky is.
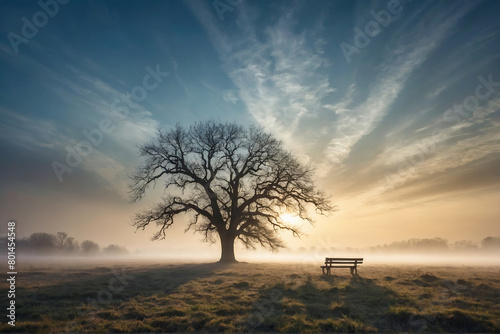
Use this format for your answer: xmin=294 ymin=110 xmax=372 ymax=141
xmin=0 ymin=0 xmax=499 ymax=253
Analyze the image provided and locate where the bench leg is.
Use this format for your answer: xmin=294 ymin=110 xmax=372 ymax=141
xmin=350 ymin=267 xmax=354 ymax=276
xmin=327 ymin=267 xmax=331 ymax=276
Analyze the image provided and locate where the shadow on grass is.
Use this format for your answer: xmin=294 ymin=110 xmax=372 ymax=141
xmin=5 ymin=264 xmax=499 ymax=333
xmin=13 ymin=262 xmax=226 ymax=332
xmin=247 ymin=275 xmax=403 ymax=332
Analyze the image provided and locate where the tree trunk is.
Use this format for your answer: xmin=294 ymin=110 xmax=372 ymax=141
xmin=219 ymin=232 xmax=237 ymax=263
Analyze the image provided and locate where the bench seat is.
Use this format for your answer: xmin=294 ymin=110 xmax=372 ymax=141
xmin=321 ymin=257 xmax=363 ymax=276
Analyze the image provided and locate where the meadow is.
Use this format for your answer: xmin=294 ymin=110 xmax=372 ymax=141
xmin=1 ymin=259 xmax=499 ymax=333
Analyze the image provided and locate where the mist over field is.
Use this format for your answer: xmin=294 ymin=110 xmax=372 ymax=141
xmin=5 ymin=234 xmax=500 ymax=266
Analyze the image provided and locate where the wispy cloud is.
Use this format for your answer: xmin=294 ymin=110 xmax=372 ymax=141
xmin=325 ymin=3 xmax=476 ymax=166
xmin=222 ymin=90 xmax=238 ymax=104
xmin=232 ymin=20 xmax=336 ymax=144
xmin=0 ymin=108 xmax=62 ymax=151
xmin=374 ymin=96 xmax=500 ymax=197
xmin=188 ymin=2 xmax=336 ymax=148
xmin=201 ymin=80 xmax=239 ymax=105
xmin=187 ymin=1 xmax=497 ymax=213
xmin=0 ymin=53 xmax=160 ymax=189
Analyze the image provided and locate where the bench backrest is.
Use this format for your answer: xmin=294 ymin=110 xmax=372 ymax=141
xmin=325 ymin=258 xmax=363 ymax=265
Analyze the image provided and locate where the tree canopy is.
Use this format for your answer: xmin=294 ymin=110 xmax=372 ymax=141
xmin=130 ymin=121 xmax=334 ymax=262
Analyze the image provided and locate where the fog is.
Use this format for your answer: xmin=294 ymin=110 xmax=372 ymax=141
xmin=241 ymin=251 xmax=500 ymax=266
xmin=12 ymin=248 xmax=500 ymax=267
xmin=5 ymin=235 xmax=499 ymax=266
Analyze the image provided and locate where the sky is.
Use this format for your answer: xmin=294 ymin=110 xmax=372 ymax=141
xmin=0 ymin=0 xmax=499 ymax=258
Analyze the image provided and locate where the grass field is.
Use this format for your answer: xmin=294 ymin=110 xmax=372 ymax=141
xmin=1 ymin=259 xmax=499 ymax=333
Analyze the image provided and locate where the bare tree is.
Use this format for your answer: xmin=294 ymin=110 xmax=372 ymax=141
xmin=481 ymin=236 xmax=500 ymax=250
xmin=63 ymin=237 xmax=79 ymax=253
xmin=56 ymin=232 xmax=68 ymax=248
xmin=103 ymin=244 xmax=129 ymax=255
xmin=130 ymin=121 xmax=334 ymax=263
xmin=28 ymin=232 xmax=57 ymax=252
xmin=81 ymin=240 xmax=99 ymax=254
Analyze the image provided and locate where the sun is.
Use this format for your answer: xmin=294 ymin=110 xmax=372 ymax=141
xmin=280 ymin=213 xmax=303 ymax=226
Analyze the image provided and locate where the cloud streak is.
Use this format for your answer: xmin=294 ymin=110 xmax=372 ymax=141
xmin=188 ymin=1 xmax=499 ymax=213
xmin=0 ymin=52 xmax=160 ymax=190
xmin=188 ymin=2 xmax=336 ymax=150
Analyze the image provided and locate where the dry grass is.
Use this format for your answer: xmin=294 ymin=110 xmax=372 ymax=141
xmin=0 ymin=260 xmax=499 ymax=332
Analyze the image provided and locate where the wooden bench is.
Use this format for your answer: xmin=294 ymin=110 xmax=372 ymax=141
xmin=321 ymin=258 xmax=363 ymax=276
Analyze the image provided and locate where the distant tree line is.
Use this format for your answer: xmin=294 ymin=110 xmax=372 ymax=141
xmin=295 ymin=237 xmax=500 ymax=255
xmin=0 ymin=231 xmax=128 ymax=256
xmin=370 ymin=237 xmax=500 ymax=253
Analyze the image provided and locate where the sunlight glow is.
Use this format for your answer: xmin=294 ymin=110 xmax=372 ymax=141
xmin=280 ymin=213 xmax=303 ymax=226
